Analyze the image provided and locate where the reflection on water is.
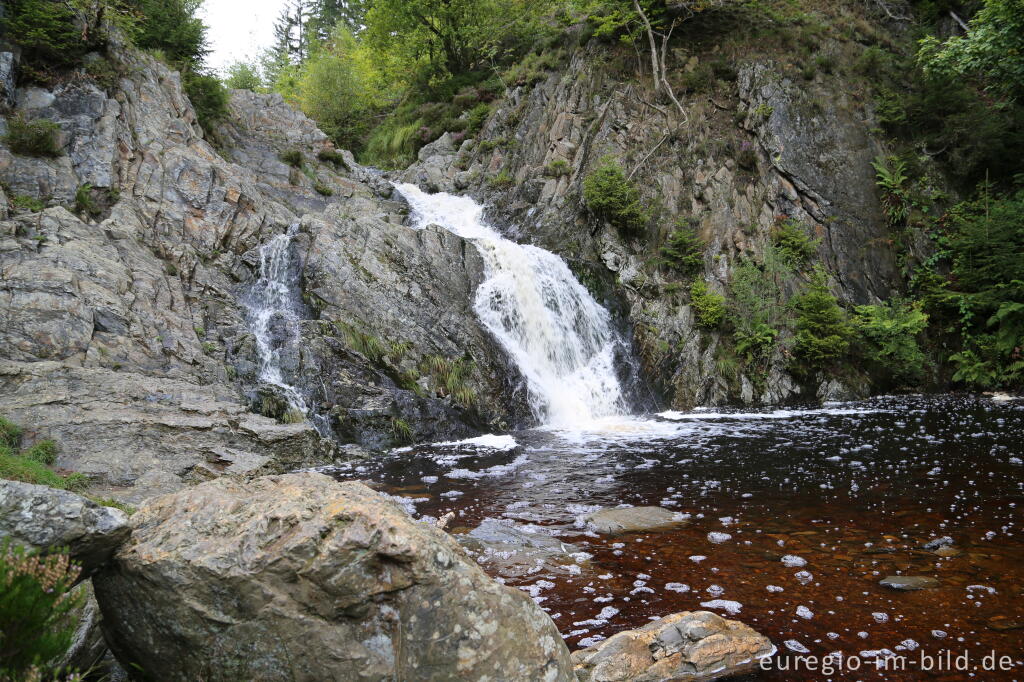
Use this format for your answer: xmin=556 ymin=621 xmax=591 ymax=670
xmin=320 ymin=395 xmax=1024 ymax=680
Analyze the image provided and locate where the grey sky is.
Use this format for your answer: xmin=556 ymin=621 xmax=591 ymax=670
xmin=202 ymin=0 xmax=287 ymax=73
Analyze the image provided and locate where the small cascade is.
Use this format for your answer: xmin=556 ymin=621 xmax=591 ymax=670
xmin=396 ymin=183 xmax=629 ymax=427
xmin=246 ymin=223 xmax=310 ymax=417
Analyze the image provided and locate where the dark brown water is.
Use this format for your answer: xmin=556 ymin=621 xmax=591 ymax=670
xmin=322 ymin=395 xmax=1024 ymax=680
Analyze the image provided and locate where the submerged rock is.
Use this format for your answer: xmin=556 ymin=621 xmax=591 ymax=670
xmin=582 ymin=506 xmax=689 ymax=535
xmin=879 ymin=576 xmax=940 ymax=591
xmin=0 ymin=480 xmax=129 ymax=576
xmin=571 ymin=610 xmax=774 ymax=681
xmin=93 ymin=473 xmax=574 ymax=681
xmin=459 ymin=517 xmax=588 ymax=578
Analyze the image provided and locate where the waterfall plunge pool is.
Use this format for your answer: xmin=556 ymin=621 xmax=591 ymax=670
xmin=319 ymin=394 xmax=1024 ymax=681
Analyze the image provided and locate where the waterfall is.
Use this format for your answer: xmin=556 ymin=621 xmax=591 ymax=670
xmin=396 ymin=183 xmax=627 ymax=427
xmin=245 ymin=223 xmax=309 ymax=416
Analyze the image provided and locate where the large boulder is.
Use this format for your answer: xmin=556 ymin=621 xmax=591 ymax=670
xmin=571 ymin=611 xmax=774 ymax=682
xmin=0 ymin=479 xmax=129 ymax=576
xmin=93 ymin=473 xmax=574 ymax=682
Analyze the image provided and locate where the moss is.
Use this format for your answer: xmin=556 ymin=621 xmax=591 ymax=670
xmin=488 ymin=170 xmax=514 ymax=188
xmin=314 ymin=180 xmax=334 ymax=196
xmin=4 ymin=115 xmax=61 ymax=157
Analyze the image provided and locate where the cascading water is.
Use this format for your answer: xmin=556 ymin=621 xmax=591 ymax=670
xmin=245 ymin=223 xmax=310 ymax=416
xmin=396 ymin=183 xmax=628 ymax=427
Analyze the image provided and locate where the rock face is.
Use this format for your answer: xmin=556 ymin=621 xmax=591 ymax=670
xmin=582 ymin=506 xmax=689 ymax=535
xmin=0 ymin=479 xmax=129 ymax=575
xmin=0 ymin=40 xmax=527 ymax=497
xmin=571 ymin=611 xmax=774 ymax=682
xmin=93 ymin=473 xmax=574 ymax=682
xmin=405 ymin=35 xmax=910 ymax=409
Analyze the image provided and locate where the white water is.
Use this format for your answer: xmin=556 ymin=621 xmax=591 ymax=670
xmin=396 ymin=184 xmax=626 ymax=427
xmin=246 ymin=224 xmax=309 ymax=415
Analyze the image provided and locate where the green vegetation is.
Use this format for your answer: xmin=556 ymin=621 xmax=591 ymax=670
xmin=3 ymin=115 xmax=61 ymax=158
xmin=390 ymin=417 xmax=413 ymax=443
xmin=871 ymin=155 xmax=910 ymax=227
xmin=74 ymin=184 xmax=101 ymax=218
xmin=11 ymin=195 xmax=45 ymax=213
xmin=789 ymin=269 xmax=851 ymax=374
xmin=88 ymin=497 xmax=136 ymax=515
xmin=690 ymin=280 xmax=725 ymax=329
xmin=421 ymin=355 xmax=476 ymax=407
xmin=0 ymin=541 xmax=84 ymax=680
xmin=0 ymin=418 xmax=86 ymax=492
xmin=583 ymin=159 xmax=648 ymax=235
xmin=772 ymin=218 xmax=820 ymax=266
xmin=728 ymin=251 xmax=792 ymax=368
xmin=317 ymin=148 xmax=347 ymax=168
xmin=659 ymin=224 xmax=704 ymax=276
xmin=854 ymin=299 xmax=929 ymax=386
xmin=280 ymin=150 xmax=304 ymax=167
xmin=544 ymin=159 xmax=570 ymax=178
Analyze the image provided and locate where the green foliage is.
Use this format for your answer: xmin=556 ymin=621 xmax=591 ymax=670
xmin=390 ymin=417 xmax=413 ymax=443
xmin=659 ymin=225 xmax=704 ymax=276
xmin=0 ymin=418 xmax=22 ymax=450
xmin=420 ymin=355 xmax=476 ymax=407
xmin=772 ymin=218 xmax=820 ymax=266
xmin=3 ymin=115 xmax=61 ymax=158
xmin=734 ymin=322 xmax=779 ymax=364
xmin=74 ymin=184 xmax=101 ymax=218
xmin=314 ymin=180 xmax=334 ymax=196
xmin=870 ymin=155 xmax=910 ymax=226
xmin=11 ymin=195 xmax=45 ymax=213
xmin=789 ymin=269 xmax=851 ymax=373
xmin=338 ymin=322 xmax=386 ymax=363
xmin=488 ymin=170 xmax=514 ymax=188
xmin=466 ymin=102 xmax=492 ymax=134
xmin=917 ymin=0 xmax=1024 ymax=100
xmin=544 ymin=159 xmax=571 ymax=178
xmin=132 ymin=0 xmax=208 ymax=69
xmin=582 ymin=159 xmax=648 ymax=235
xmin=0 ymin=0 xmax=87 ymax=75
xmin=182 ymin=71 xmax=229 ymax=132
xmin=280 ymin=150 xmax=304 ymax=167
xmin=0 ymin=541 xmax=84 ymax=679
xmin=690 ymin=280 xmax=725 ymax=328
xmin=317 ymin=149 xmax=347 ymax=168
xmin=854 ymin=299 xmax=929 ymax=385
xmin=224 ymin=60 xmax=264 ymax=90
xmin=21 ymin=441 xmax=57 ymax=466
xmin=728 ymin=253 xmax=791 ymax=367
xmin=281 ymin=408 xmax=306 ymax=424
xmin=925 ymin=190 xmax=1024 ymax=387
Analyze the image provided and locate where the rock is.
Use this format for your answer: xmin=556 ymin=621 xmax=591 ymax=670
xmin=879 ymin=576 xmax=940 ymax=591
xmin=459 ymin=517 xmax=587 ymax=579
xmin=0 ymin=480 xmax=129 ymax=576
xmin=0 ymin=48 xmax=16 ymax=110
xmin=59 ymin=582 xmax=108 ymax=673
xmin=93 ymin=473 xmax=574 ymax=681
xmin=987 ymin=616 xmax=1024 ymax=631
xmin=934 ymin=546 xmax=962 ymax=558
xmin=571 ymin=610 xmax=774 ymax=682
xmin=923 ymin=536 xmax=955 ymax=550
xmin=582 ymin=506 xmax=688 ymax=535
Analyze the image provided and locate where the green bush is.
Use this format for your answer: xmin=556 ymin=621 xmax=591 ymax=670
xmin=4 ymin=115 xmax=61 ymax=158
xmin=488 ymin=170 xmax=514 ymax=188
xmin=21 ymin=440 xmax=57 ymax=466
xmin=182 ymin=71 xmax=229 ymax=132
xmin=735 ymin=322 xmax=779 ymax=363
xmin=224 ymin=60 xmax=263 ymax=91
xmin=582 ymin=160 xmax=648 ymax=235
xmin=466 ymin=103 xmax=491 ymax=135
xmin=317 ymin=149 xmax=347 ymax=168
xmin=789 ymin=269 xmax=851 ymax=373
xmin=772 ymin=218 xmax=820 ymax=266
xmin=314 ymin=180 xmax=334 ymax=196
xmin=690 ymin=280 xmax=726 ymax=328
xmin=0 ymin=417 xmax=22 ymax=450
xmin=280 ymin=150 xmax=303 ymax=167
xmin=660 ymin=225 xmax=705 ymax=276
xmin=0 ymin=0 xmax=87 ymax=74
xmin=12 ymin=195 xmax=45 ymax=213
xmin=854 ymin=299 xmax=929 ymax=385
xmin=0 ymin=541 xmax=84 ymax=679
xmin=74 ymin=184 xmax=101 ymax=218
xmin=132 ymin=0 xmax=208 ymax=69
xmin=543 ymin=159 xmax=570 ymax=178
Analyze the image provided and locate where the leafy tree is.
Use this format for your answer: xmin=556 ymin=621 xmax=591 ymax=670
xmin=854 ymin=299 xmax=929 ymax=385
xmin=224 ymin=60 xmax=264 ymax=90
xmin=308 ymin=0 xmax=368 ymax=40
xmin=918 ymin=0 xmax=1024 ymax=101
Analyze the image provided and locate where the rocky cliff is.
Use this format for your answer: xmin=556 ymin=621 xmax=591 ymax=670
xmin=0 ymin=39 xmax=525 ymax=500
xmin=403 ymin=18 xmax=920 ymax=409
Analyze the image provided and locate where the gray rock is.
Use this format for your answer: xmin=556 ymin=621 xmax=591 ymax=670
xmin=93 ymin=473 xmax=574 ymax=682
xmin=0 ymin=49 xmax=16 ymax=110
xmin=59 ymin=583 xmax=109 ymax=673
xmin=0 ymin=480 xmax=129 ymax=575
xmin=582 ymin=506 xmax=689 ymax=535
xmin=459 ymin=517 xmax=587 ymax=579
xmin=880 ymin=576 xmax=940 ymax=591
xmin=923 ymin=536 xmax=955 ymax=550
xmin=571 ymin=610 xmax=774 ymax=681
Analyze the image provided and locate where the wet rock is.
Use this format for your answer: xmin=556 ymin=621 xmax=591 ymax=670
xmin=459 ymin=517 xmax=587 ymax=578
xmin=987 ymin=616 xmax=1024 ymax=631
xmin=571 ymin=610 xmax=774 ymax=682
xmin=93 ymin=473 xmax=574 ymax=681
xmin=582 ymin=506 xmax=689 ymax=535
xmin=934 ymin=546 xmax=962 ymax=558
xmin=879 ymin=576 xmax=940 ymax=591
xmin=0 ymin=480 xmax=129 ymax=576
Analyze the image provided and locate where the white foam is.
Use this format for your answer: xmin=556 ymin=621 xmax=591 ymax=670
xmin=433 ymin=434 xmax=519 ymax=450
xmin=700 ymin=599 xmax=742 ymax=615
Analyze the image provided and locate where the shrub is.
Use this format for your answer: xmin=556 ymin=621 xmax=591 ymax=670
xmin=582 ymin=160 xmax=648 ymax=235
xmin=0 ymin=417 xmax=22 ymax=450
xmin=488 ymin=170 xmax=514 ymax=188
xmin=74 ymin=184 xmax=101 ymax=218
xmin=466 ymin=103 xmax=491 ymax=135
xmin=280 ymin=150 xmax=303 ymax=167
xmin=854 ymin=299 xmax=929 ymax=385
xmin=132 ymin=0 xmax=208 ymax=69
xmin=0 ymin=0 xmax=86 ymax=73
xmin=772 ymin=218 xmax=820 ymax=265
xmin=4 ymin=115 xmax=61 ymax=157
xmin=314 ymin=180 xmax=334 ymax=196
xmin=317 ymin=149 xmax=347 ymax=168
xmin=871 ymin=155 xmax=910 ymax=226
xmin=224 ymin=60 xmax=263 ymax=91
xmin=182 ymin=71 xmax=229 ymax=133
xmin=735 ymin=322 xmax=779 ymax=363
xmin=0 ymin=541 xmax=84 ymax=679
xmin=690 ymin=280 xmax=726 ymax=328
xmin=543 ymin=159 xmax=570 ymax=178
xmin=11 ymin=195 xmax=45 ymax=213
xmin=790 ymin=269 xmax=851 ymax=373
xmin=660 ymin=225 xmax=705 ymax=276
xmin=21 ymin=440 xmax=57 ymax=466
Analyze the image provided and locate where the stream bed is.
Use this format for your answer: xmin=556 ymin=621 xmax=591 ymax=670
xmin=322 ymin=394 xmax=1023 ymax=680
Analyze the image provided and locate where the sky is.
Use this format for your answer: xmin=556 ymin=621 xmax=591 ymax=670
xmin=202 ymin=0 xmax=287 ymax=73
